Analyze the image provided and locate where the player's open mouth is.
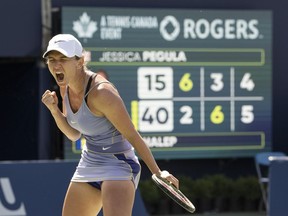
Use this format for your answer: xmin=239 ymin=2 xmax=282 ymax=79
xmin=56 ymin=72 xmax=64 ymax=82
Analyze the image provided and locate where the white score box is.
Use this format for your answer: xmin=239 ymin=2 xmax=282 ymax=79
xmin=137 ymin=67 xmax=173 ymax=99
xmin=138 ymin=100 xmax=174 ymax=132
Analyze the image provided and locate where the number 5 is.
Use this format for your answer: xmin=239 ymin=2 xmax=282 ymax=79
xmin=241 ymin=105 xmax=254 ymax=124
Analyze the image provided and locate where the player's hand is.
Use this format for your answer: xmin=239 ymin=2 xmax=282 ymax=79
xmin=158 ymin=170 xmax=179 ymax=189
xmin=41 ymin=90 xmax=59 ymax=112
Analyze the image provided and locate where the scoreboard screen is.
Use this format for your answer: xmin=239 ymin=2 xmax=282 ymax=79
xmin=62 ymin=7 xmax=272 ymax=159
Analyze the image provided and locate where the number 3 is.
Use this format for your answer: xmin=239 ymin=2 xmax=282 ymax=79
xmin=210 ymin=73 xmax=224 ymax=92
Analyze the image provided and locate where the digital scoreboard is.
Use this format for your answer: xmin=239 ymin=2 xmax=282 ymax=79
xmin=62 ymin=7 xmax=272 ymax=159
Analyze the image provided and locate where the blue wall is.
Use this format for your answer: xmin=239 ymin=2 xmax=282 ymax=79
xmin=0 ymin=0 xmax=42 ymax=57
xmin=0 ymin=161 xmax=148 ymax=216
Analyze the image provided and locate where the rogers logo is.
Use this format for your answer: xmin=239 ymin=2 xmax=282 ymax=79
xmin=160 ymin=16 xmax=260 ymax=41
xmin=0 ymin=178 xmax=26 ymax=216
xmin=183 ymin=18 xmax=260 ymax=40
xmin=159 ymin=16 xmax=180 ymax=41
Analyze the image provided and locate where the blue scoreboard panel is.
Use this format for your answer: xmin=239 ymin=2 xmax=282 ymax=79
xmin=62 ymin=7 xmax=272 ymax=159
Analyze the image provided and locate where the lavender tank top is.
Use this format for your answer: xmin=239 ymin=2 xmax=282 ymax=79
xmin=64 ymin=75 xmax=132 ymax=153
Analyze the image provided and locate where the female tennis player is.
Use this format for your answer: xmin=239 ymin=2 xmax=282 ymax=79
xmin=41 ymin=34 xmax=179 ymax=216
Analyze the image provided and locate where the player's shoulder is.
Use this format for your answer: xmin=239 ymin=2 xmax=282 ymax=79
xmin=90 ymin=80 xmax=117 ymax=99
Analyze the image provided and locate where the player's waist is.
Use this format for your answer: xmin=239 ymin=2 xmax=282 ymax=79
xmin=85 ymin=140 xmax=132 ymax=153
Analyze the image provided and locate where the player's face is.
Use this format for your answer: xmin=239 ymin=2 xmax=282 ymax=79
xmin=45 ymin=51 xmax=79 ymax=86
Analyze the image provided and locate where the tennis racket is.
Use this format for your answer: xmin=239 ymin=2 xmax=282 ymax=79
xmin=152 ymin=172 xmax=196 ymax=213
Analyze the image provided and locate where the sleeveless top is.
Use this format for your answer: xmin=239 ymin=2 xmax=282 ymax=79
xmin=64 ymin=74 xmax=133 ymax=153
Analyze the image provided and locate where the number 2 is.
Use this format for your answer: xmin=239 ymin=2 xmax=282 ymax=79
xmin=180 ymin=105 xmax=193 ymax=124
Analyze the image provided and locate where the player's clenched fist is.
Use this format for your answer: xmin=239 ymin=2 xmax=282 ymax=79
xmin=41 ymin=90 xmax=59 ymax=112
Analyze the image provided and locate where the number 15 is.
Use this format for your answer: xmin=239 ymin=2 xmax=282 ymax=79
xmin=137 ymin=67 xmax=173 ymax=99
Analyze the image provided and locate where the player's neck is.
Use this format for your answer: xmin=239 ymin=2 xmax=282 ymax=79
xmin=68 ymin=73 xmax=87 ymax=96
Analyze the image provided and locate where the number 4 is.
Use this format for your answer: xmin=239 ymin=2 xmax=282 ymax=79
xmin=240 ymin=73 xmax=255 ymax=91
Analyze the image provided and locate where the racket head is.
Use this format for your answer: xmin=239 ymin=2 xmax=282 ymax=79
xmin=152 ymin=174 xmax=196 ymax=213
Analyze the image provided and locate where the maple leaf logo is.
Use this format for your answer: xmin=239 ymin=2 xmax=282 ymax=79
xmin=73 ymin=12 xmax=97 ymax=40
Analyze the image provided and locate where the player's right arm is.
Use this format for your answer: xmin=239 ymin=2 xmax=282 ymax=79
xmin=41 ymin=90 xmax=81 ymax=141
